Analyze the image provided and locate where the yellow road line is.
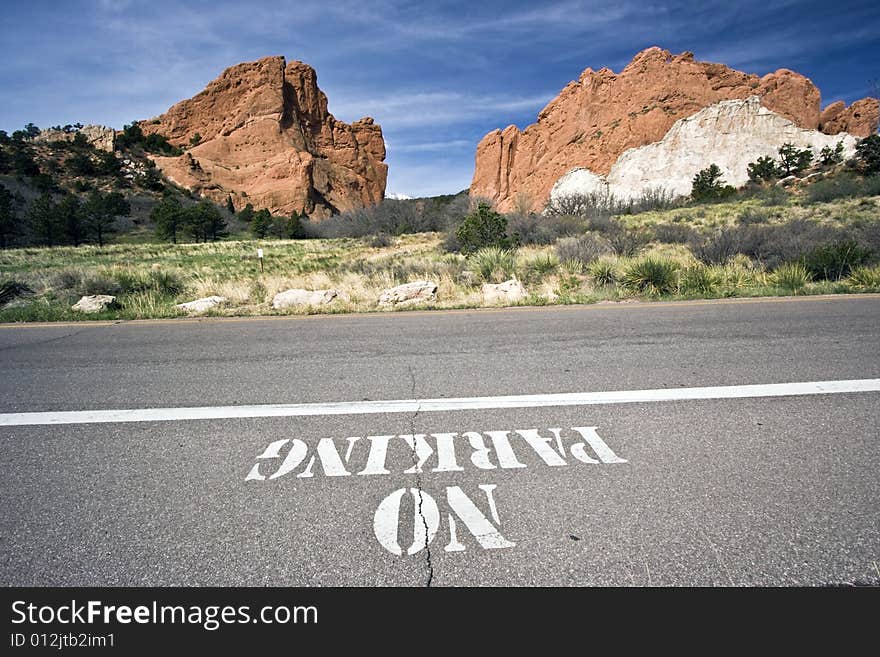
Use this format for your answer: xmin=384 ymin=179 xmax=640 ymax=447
xmin=1 ymin=293 xmax=878 ymax=330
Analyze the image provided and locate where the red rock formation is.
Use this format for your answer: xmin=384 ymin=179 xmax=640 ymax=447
xmin=142 ymin=56 xmax=387 ymax=218
xmin=471 ymin=47 xmax=879 ymax=211
xmin=820 ymin=98 xmax=880 ymax=137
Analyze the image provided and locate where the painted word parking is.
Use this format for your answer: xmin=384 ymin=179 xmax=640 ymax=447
xmin=246 ymin=426 xmax=627 ymax=555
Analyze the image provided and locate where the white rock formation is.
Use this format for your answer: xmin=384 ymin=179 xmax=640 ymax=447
xmin=482 ymin=279 xmax=526 ymax=305
xmin=550 ymin=96 xmax=860 ymax=203
xmin=378 ymin=281 xmax=437 ymax=307
xmin=175 ymin=296 xmax=226 ymax=314
xmin=272 ymin=289 xmax=338 ymax=309
xmin=34 ymin=125 xmax=116 ymax=152
xmin=71 ymin=295 xmax=116 ymax=313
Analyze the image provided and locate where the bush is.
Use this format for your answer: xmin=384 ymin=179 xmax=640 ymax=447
xmin=771 ymin=262 xmax=811 ymax=293
xmin=856 ymin=135 xmax=880 ymax=174
xmin=620 ymin=257 xmax=679 ymax=296
xmin=587 ymin=259 xmax=618 ymax=287
xmin=51 ymin=269 xmax=121 ymax=298
xmin=652 ymin=223 xmax=696 ymax=243
xmin=737 ymin=208 xmax=771 ymax=225
xmin=455 ymin=202 xmax=510 ymax=254
xmin=554 ymin=234 xmax=610 ymax=266
xmin=803 ymin=240 xmax=873 ymax=281
xmin=805 ymin=174 xmax=880 ymax=203
xmin=507 ymin=213 xmax=583 ymax=245
xmin=689 ymin=227 xmax=742 ymax=265
xmin=469 ymin=246 xmax=518 ymax=283
xmin=606 ymin=222 xmax=648 ymax=257
xmin=757 ymin=186 xmax=790 ymax=207
xmin=521 ymin=253 xmax=559 ymax=282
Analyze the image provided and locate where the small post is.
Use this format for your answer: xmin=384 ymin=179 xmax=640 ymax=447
xmin=257 ymin=248 xmax=264 ymax=273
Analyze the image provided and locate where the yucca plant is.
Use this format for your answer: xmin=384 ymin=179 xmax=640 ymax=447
xmin=587 ymin=258 xmax=619 ymax=287
xmin=620 ymin=257 xmax=679 ymax=296
xmin=771 ymin=262 xmax=811 ymax=293
xmin=846 ymin=265 xmax=880 ymax=290
xmin=679 ymin=264 xmax=721 ymax=296
xmin=469 ymin=247 xmax=518 ymax=283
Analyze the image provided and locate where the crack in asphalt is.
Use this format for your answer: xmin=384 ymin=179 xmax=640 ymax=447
xmin=407 ymin=365 xmax=433 ymax=588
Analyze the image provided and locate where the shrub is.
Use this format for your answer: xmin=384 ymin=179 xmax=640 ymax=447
xmin=652 ymin=223 xmax=696 ymax=244
xmin=606 ymin=222 xmax=648 ymax=257
xmin=455 ymin=202 xmax=510 ymax=254
xmin=771 ymin=262 xmax=811 ymax=293
xmin=507 ymin=213 xmax=583 ymax=245
xmin=758 ymin=186 xmax=790 ymax=207
xmin=805 ymin=174 xmax=880 ymax=203
xmin=737 ymin=208 xmax=771 ymax=225
xmin=689 ymin=227 xmax=742 ymax=265
xmin=856 ymin=134 xmax=880 ymax=174
xmin=803 ymin=240 xmax=873 ymax=281
xmin=51 ymin=269 xmax=122 ymax=298
xmin=587 ymin=259 xmax=618 ymax=287
xmin=469 ymin=246 xmax=518 ymax=283
xmin=620 ymin=257 xmax=679 ymax=296
xmin=554 ymin=234 xmax=610 ymax=266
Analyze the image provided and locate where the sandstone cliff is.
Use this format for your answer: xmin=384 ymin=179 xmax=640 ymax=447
xmin=550 ymin=97 xmax=860 ymax=203
xmin=471 ymin=47 xmax=879 ymax=211
xmin=141 ymin=56 xmax=387 ymax=218
xmin=34 ymin=125 xmax=116 ymax=152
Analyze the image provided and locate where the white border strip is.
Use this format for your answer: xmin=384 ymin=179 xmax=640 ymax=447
xmin=1 ymin=379 xmax=878 ymax=427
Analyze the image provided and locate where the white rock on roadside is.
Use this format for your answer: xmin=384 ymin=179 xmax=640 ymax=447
xmin=482 ymin=278 xmax=526 ymax=304
xmin=71 ymin=295 xmax=117 ymax=313
xmin=175 ymin=296 xmax=226 ymax=314
xmin=378 ymin=281 xmax=438 ymax=307
xmin=272 ymin=289 xmax=338 ymax=309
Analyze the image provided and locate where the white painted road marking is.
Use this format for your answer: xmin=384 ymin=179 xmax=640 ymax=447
xmin=0 ymin=378 xmax=878 ymax=426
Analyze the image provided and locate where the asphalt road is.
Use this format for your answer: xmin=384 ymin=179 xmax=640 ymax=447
xmin=1 ymin=295 xmax=878 ymax=586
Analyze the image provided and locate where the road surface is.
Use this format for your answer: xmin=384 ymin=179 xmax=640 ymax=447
xmin=1 ymin=295 xmax=878 ymax=586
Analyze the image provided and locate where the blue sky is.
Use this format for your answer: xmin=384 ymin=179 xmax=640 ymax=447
xmin=1 ymin=1 xmax=877 ymax=197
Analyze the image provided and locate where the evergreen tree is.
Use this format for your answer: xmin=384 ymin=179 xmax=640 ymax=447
xmin=226 ymin=195 xmax=235 ymax=215
xmin=0 ymin=184 xmax=18 ymax=248
xmin=747 ymin=156 xmax=780 ymax=183
xmin=151 ymin=195 xmax=184 ymax=243
xmin=27 ymin=193 xmax=60 ymax=246
xmin=691 ymin=164 xmax=734 ymax=202
xmin=455 ymin=202 xmax=509 ymax=254
xmin=58 ymin=195 xmax=85 ymax=246
xmin=777 ymin=143 xmax=813 ymax=176
xmin=83 ymin=190 xmax=129 ymax=246
xmin=855 ymin=135 xmax=880 ymax=175
xmin=249 ymin=208 xmax=272 ymax=238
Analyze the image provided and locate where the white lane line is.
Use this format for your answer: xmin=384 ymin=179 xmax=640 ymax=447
xmin=1 ymin=379 xmax=878 ymax=427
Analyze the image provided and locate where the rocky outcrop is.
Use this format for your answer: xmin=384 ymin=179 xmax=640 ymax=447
xmin=141 ymin=56 xmax=387 ymax=218
xmin=34 ymin=125 xmax=116 ymax=152
xmin=550 ymin=97 xmax=860 ymax=203
xmin=819 ymin=98 xmax=880 ymax=136
xmin=471 ymin=47 xmax=879 ymax=211
xmin=272 ymin=288 xmax=338 ymax=308
xmin=378 ymin=281 xmax=437 ymax=307
xmin=72 ymin=295 xmax=117 ymax=313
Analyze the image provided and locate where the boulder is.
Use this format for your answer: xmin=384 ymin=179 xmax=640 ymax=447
xmin=140 ymin=56 xmax=387 ymax=218
xmin=272 ymin=288 xmax=338 ymax=309
xmin=378 ymin=281 xmax=438 ymax=307
xmin=175 ymin=296 xmax=226 ymax=314
xmin=482 ymin=279 xmax=527 ymax=304
xmin=471 ymin=46 xmax=879 ymax=211
xmin=71 ymin=295 xmax=117 ymax=313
